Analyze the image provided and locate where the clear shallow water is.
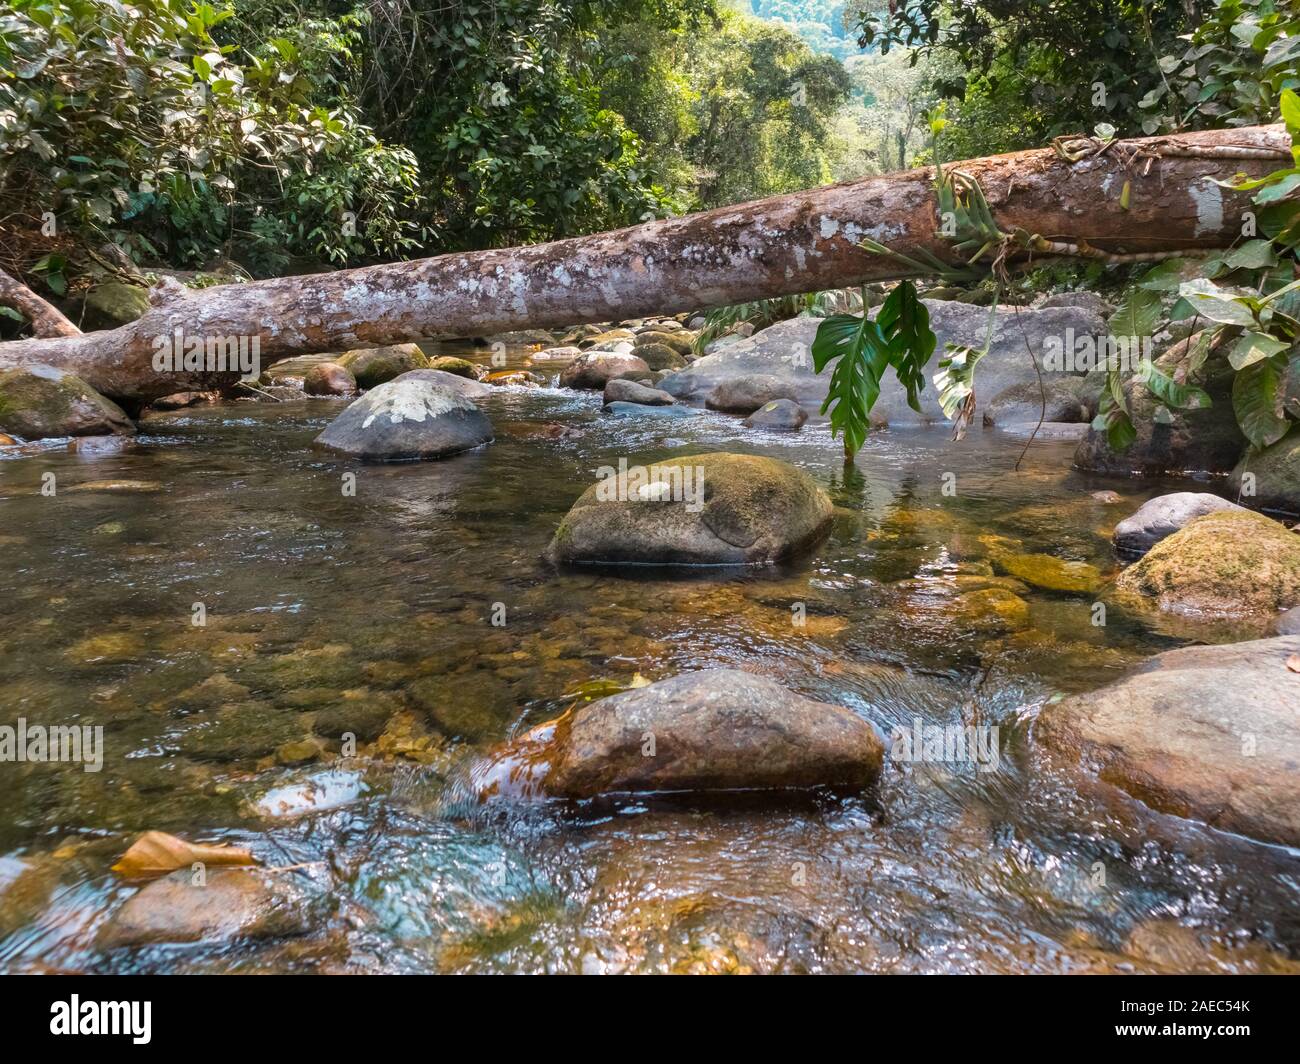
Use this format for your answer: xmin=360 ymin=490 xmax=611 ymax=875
xmin=1 ymin=349 xmax=1297 ymax=973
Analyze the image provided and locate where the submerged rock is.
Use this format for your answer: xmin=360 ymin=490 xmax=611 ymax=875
xmin=1114 ymin=509 xmax=1300 ymax=620
xmin=303 ymin=361 xmax=357 ymax=396
xmin=743 ymin=398 xmax=807 ymax=431
xmin=544 ymin=452 xmax=832 ymax=565
xmin=336 ymin=344 xmax=429 ymax=389
xmin=601 ymin=402 xmax=698 ymax=419
xmin=1036 ymin=635 xmax=1300 ymax=847
xmin=1230 ymin=428 xmax=1300 ymax=515
xmin=0 ymin=365 xmax=135 ymax=439
xmin=314 ymin=378 xmax=493 ymax=461
xmin=98 ymin=868 xmax=319 ymax=948
xmin=995 ymin=552 xmax=1102 ymax=594
xmin=1112 ymin=492 xmax=1246 ymax=557
xmin=475 ymin=670 xmax=883 ymax=799
xmin=603 ymin=379 xmax=675 ymax=406
xmin=559 ymin=350 xmax=650 ymax=389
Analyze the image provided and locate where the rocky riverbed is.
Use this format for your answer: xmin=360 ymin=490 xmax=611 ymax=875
xmin=0 ymin=308 xmax=1298 ymax=974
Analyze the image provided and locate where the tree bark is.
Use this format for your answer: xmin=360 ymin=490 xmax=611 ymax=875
xmin=0 ymin=124 xmax=1289 ymax=405
xmin=0 ymin=268 xmax=81 ymax=338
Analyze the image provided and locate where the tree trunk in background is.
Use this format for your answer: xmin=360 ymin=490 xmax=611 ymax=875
xmin=0 ymin=124 xmax=1289 ymax=405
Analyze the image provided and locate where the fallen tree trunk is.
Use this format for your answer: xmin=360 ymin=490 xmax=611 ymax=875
xmin=0 ymin=124 xmax=1290 ymax=405
xmin=0 ymin=268 xmax=81 ymax=338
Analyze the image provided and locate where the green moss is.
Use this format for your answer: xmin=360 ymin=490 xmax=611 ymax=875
xmin=1117 ymin=509 xmax=1300 ymax=617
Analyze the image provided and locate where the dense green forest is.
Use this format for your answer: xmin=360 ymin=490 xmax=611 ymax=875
xmin=3 ymin=0 xmax=1293 ymax=292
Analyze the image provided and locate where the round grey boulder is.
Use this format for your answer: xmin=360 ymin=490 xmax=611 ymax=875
xmin=1112 ymin=492 xmax=1247 ymax=557
xmin=603 ymin=379 xmax=676 ymax=407
xmin=743 ymin=398 xmax=807 ymax=431
xmin=705 ymin=374 xmax=800 ymax=414
xmin=314 ymin=377 xmax=493 ymax=461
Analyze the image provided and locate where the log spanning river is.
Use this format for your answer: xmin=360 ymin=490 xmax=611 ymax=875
xmin=0 ymin=344 xmax=1296 ymax=974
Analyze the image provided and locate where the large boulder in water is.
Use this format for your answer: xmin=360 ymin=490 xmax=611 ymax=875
xmin=0 ymin=365 xmax=135 ymax=439
xmin=1111 ymin=492 xmax=1247 ymax=557
xmin=544 ymin=452 xmax=832 ymax=565
xmin=1036 ymin=635 xmax=1300 ymax=847
xmin=336 ymin=344 xmax=429 ymax=389
xmin=706 ymin=374 xmax=800 ymax=414
xmin=658 ymin=301 xmax=1106 ymax=425
xmin=314 ymin=377 xmax=493 ymax=461
xmin=394 ymin=368 xmax=494 ymax=399
xmin=475 ymin=670 xmax=884 ymax=800
xmin=1113 ymin=509 xmax=1300 ymax=620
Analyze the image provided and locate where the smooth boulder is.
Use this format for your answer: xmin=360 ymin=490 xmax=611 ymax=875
xmin=0 ymin=365 xmax=135 ymax=439
xmin=743 ymin=398 xmax=807 ymax=431
xmin=476 ymin=670 xmax=884 ymax=799
xmin=1230 ymin=428 xmax=1300 ymax=516
xmin=303 ymin=361 xmax=356 ymax=396
xmin=706 ymin=374 xmax=800 ymax=414
xmin=603 ymin=379 xmax=675 ymax=406
xmin=98 ymin=868 xmax=318 ymax=948
xmin=1112 ymin=492 xmax=1247 ymax=557
xmin=336 ymin=344 xmax=429 ymax=389
xmin=1036 ymin=636 xmax=1300 ymax=847
xmin=314 ymin=377 xmax=493 ymax=461
xmin=545 ymin=452 xmax=831 ymax=565
xmin=559 ymin=350 xmax=651 ymax=390
xmin=1114 ymin=509 xmax=1300 ymax=619
xmin=394 ymin=368 xmax=494 ymax=399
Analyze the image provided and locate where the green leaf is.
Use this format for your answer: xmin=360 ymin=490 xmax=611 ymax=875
xmin=1109 ymin=287 xmax=1161 ymax=338
xmin=1233 ymin=354 xmax=1291 ymax=448
xmin=812 ymin=314 xmax=892 ymax=458
xmin=1223 ymin=239 xmax=1278 ymax=269
xmin=1177 ymin=278 xmax=1259 ymax=326
xmin=1135 ymin=360 xmax=1212 ymax=410
xmin=876 ymin=281 xmax=935 ymax=413
xmin=1228 ymin=331 xmax=1290 ymax=369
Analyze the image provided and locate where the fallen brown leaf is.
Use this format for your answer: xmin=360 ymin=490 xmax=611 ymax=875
xmin=111 ymin=830 xmax=258 ymax=879
xmin=1287 ymin=654 xmax=1300 ymax=674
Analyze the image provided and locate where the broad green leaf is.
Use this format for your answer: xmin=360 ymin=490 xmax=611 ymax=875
xmin=1135 ymin=360 xmax=1212 ymax=410
xmin=1228 ymin=331 xmax=1290 ymax=369
xmin=1224 ymin=239 xmax=1278 ymax=269
xmin=1233 ymin=355 xmax=1291 ymax=448
xmin=1177 ymin=278 xmax=1259 ymax=326
xmin=1109 ymin=287 xmax=1161 ymax=338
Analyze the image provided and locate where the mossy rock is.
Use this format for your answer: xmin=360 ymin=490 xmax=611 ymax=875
xmin=995 ymin=552 xmax=1102 ymax=594
xmin=578 ymin=328 xmax=635 ymax=349
xmin=0 ymin=366 xmax=135 ymax=440
xmin=1114 ymin=509 xmax=1300 ymax=619
xmin=336 ymin=344 xmax=429 ymax=389
xmin=635 ymin=330 xmax=694 ymax=358
xmin=634 ymin=342 xmax=687 ymax=370
xmin=426 ymin=356 xmax=481 ymax=380
xmin=545 ymin=451 xmax=833 ymax=565
xmin=81 ymin=282 xmax=150 ymax=330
